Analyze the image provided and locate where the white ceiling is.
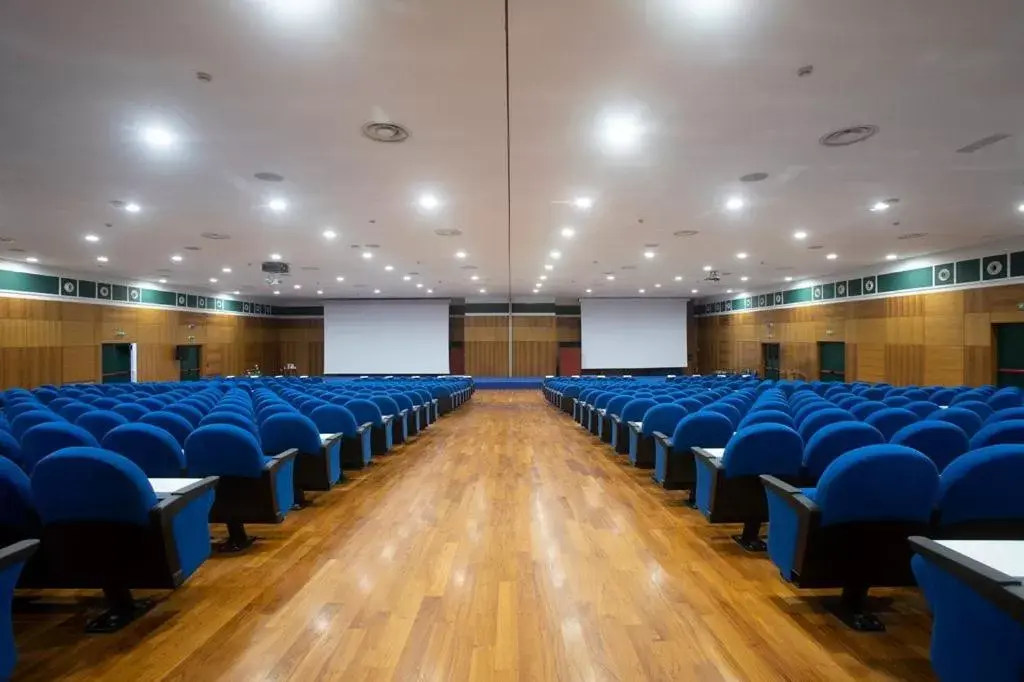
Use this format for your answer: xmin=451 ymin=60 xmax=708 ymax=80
xmin=1 ymin=0 xmax=1022 ymax=301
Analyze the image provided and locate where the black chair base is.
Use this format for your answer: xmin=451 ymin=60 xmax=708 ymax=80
xmin=732 ymin=521 xmax=766 ymax=552
xmin=216 ymin=522 xmax=257 ymax=553
xmin=86 ymin=588 xmax=155 ymax=633
xmin=820 ymin=588 xmax=889 ymax=632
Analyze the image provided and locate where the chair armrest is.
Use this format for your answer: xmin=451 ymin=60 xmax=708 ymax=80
xmin=0 ymin=539 xmax=40 ymax=570
xmin=628 ymin=421 xmax=643 ymax=435
xmin=692 ymin=447 xmax=726 ymax=472
xmin=265 ymin=448 xmax=299 ymax=472
xmin=356 ymin=422 xmax=373 ymax=434
xmin=151 ymin=476 xmax=220 ymax=517
xmin=381 ymin=415 xmax=394 ymax=426
xmin=321 ymin=433 xmax=343 ymax=449
xmin=611 ymin=415 xmax=622 ymax=425
xmin=653 ymin=431 xmax=672 ymax=448
xmin=399 ymin=409 xmax=408 ymax=418
xmin=760 ymin=475 xmax=820 ymax=515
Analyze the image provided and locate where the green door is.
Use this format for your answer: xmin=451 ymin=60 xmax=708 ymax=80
xmin=996 ymin=324 xmax=1024 ymax=388
xmin=819 ymin=342 xmax=846 ymax=383
xmin=101 ymin=343 xmax=132 ymax=384
xmin=762 ymin=343 xmax=780 ymax=381
xmin=178 ymin=345 xmax=201 ymax=381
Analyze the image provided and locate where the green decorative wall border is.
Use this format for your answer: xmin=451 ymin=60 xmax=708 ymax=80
xmin=695 ymin=250 xmax=1024 ymax=317
xmin=0 ymin=269 xmax=274 ymax=317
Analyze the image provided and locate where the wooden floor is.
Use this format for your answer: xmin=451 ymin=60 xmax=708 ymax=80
xmin=14 ymin=392 xmax=936 ymax=681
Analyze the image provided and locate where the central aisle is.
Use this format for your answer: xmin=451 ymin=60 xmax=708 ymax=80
xmin=16 ymin=392 xmax=934 ymax=681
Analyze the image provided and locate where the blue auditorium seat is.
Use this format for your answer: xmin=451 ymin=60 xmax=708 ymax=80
xmin=20 ymin=422 xmax=99 ymax=473
xmin=882 ymin=395 xmax=911 ymax=408
xmin=929 ymin=406 xmax=985 ymax=439
xmin=261 ymin=412 xmax=341 ymax=495
xmin=0 ymin=432 xmax=23 ymax=469
xmin=617 ymin=398 xmax=656 ymax=458
xmin=112 ymin=403 xmax=150 ymax=422
xmin=970 ymin=420 xmax=1024 ymax=449
xmin=955 ymin=400 xmax=995 ymax=423
xmin=986 ymin=407 xmax=1024 ymax=426
xmin=185 ymin=425 xmax=297 ymax=551
xmin=905 ymin=400 xmax=941 ymax=419
xmin=604 ymin=395 xmax=631 ymax=449
xmin=371 ymin=396 xmax=407 ymax=445
xmin=102 ymin=423 xmax=187 ymax=478
xmin=345 ymin=399 xmax=392 ymax=456
xmin=988 ymin=389 xmax=1024 ymax=412
xmin=910 ymin=537 xmax=1024 ymax=682
xmin=201 ymin=411 xmax=261 ymax=441
xmin=704 ymin=402 xmax=742 ymax=429
xmin=57 ymin=402 xmax=93 ymax=422
xmin=75 ymin=410 xmax=129 ymax=443
xmin=393 ymin=393 xmax=421 ymax=437
xmin=31 ymin=447 xmax=216 ymax=631
xmin=849 ymin=401 xmax=887 ymax=420
xmin=799 ymin=408 xmax=855 ymax=442
xmin=0 ymin=540 xmax=39 ymax=680
xmin=139 ymin=411 xmax=194 ymax=448
xmin=694 ymin=423 xmax=804 ymax=551
xmin=739 ymin=409 xmax=794 ymax=429
xmin=164 ymin=403 xmax=203 ymax=427
xmin=890 ymin=421 xmax=969 ymax=472
xmin=590 ymin=393 xmax=614 ymax=438
xmin=834 ymin=395 xmax=867 ymax=411
xmin=801 ymin=421 xmax=885 ymax=481
xmin=761 ymin=444 xmax=939 ymax=630
xmin=0 ymin=457 xmax=39 ymax=549
xmin=628 ymin=403 xmax=683 ymax=468
xmin=10 ymin=410 xmax=63 ymax=442
xmin=936 ymin=445 xmax=1024 ymax=538
xmin=863 ymin=407 xmax=919 ymax=440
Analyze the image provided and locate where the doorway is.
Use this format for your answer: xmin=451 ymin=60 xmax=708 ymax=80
xmin=177 ymin=345 xmax=202 ymax=381
xmin=101 ymin=343 xmax=133 ymax=384
xmin=995 ymin=323 xmax=1024 ymax=388
xmin=761 ymin=343 xmax=780 ymax=381
xmin=818 ymin=341 xmax=846 ymax=383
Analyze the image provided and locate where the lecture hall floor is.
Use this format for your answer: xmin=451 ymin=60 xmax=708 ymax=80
xmin=14 ymin=392 xmax=935 ymax=681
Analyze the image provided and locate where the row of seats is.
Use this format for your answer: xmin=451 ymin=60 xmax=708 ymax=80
xmin=0 ymin=375 xmax=472 ymax=676
xmin=544 ymin=375 xmax=1024 ymax=677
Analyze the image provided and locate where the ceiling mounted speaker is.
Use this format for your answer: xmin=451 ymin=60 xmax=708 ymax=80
xmin=362 ymin=122 xmax=409 ymax=143
xmin=819 ymin=125 xmax=879 ymax=147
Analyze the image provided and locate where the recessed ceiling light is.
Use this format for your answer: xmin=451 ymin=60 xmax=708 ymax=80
xmin=886 ymin=253 xmax=898 ymax=261
xmin=535 ymin=282 xmax=543 ymax=288
xmin=25 ymin=257 xmax=38 ymax=263
xmin=427 ymin=288 xmax=433 ymax=294
xmin=599 ymin=112 xmax=645 ymax=155
xmin=97 ymin=256 xmax=109 ymax=263
xmin=373 ymin=289 xmax=381 ymax=294
xmin=740 ymin=276 xmax=749 ymax=282
xmin=532 ymin=289 xmax=539 ymax=294
xmin=84 ymin=234 xmax=100 ymax=242
xmin=539 ymin=275 xmax=548 ymax=281
xmin=479 ymin=288 xmax=486 ymax=294
xmin=336 ymin=276 xmax=344 ymax=282
xmin=209 ymin=277 xmax=218 ymax=283
xmin=585 ymin=288 xmax=592 ymax=293
xmin=158 ymin=278 xmax=168 ymax=284
xmin=702 ymin=265 xmax=712 ymax=272
xmin=232 ymin=290 xmax=240 ymax=295
xmin=270 ymin=253 xmax=282 ymax=261
xmin=606 ymin=274 xmax=615 ymax=281
xmin=222 ymin=266 xmax=232 ymax=273
xmin=418 ymin=193 xmax=441 ymax=211
xmin=726 ymin=289 xmax=734 ymax=294
xmin=826 ymin=253 xmax=838 ymax=260
xmin=294 ymin=284 xmax=301 ymax=289
xmin=316 ymin=289 xmax=323 ymax=295
xmin=654 ymin=283 xmax=662 ymax=288
xmin=170 ymin=254 xmax=183 ymax=262
xmin=124 ymin=202 xmax=141 ymax=213
xmin=416 ymin=283 xmax=423 ymax=288
xmin=784 ymin=276 xmax=793 ymax=282
xmin=793 ymin=230 xmax=808 ymax=240
xmin=471 ymin=275 xmax=479 ymax=281
xmin=573 ymin=196 xmax=593 ymax=210
xmin=267 ymin=198 xmax=288 ymax=213
xmin=674 ymin=275 xmax=682 ymax=281
xmin=362 ymin=251 xmax=373 ymax=260
xmin=403 ymin=275 xmax=412 ymax=281
xmin=141 ymin=126 xmax=175 ymax=149
xmin=725 ymin=196 xmax=745 ymax=212
xmin=1018 ymin=203 xmax=1024 ymax=214
xmin=455 ymin=250 xmax=467 ymax=259
xmin=638 ymin=288 xmax=646 ymax=294
xmin=549 ymin=250 xmax=562 ymax=260
xmin=736 ymin=252 xmax=748 ymax=259
xmin=691 ymin=289 xmax=699 ymax=294
xmin=561 ymin=227 xmax=575 ymax=238
xmin=643 ymin=251 xmax=655 ymax=259
xmin=870 ymin=201 xmax=890 ymax=212
xmin=273 ymin=290 xmax=280 ymax=295
xmin=323 ymin=229 xmax=337 ymax=240
xmin=544 ymin=264 xmax=554 ymax=271
xmin=384 ymin=265 xmax=394 ymax=271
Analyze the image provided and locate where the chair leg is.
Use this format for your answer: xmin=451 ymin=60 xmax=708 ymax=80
xmin=684 ymin=486 xmax=698 ymax=509
xmin=217 ymin=521 xmax=257 ymax=553
xmin=85 ymin=587 xmax=154 ymax=633
xmin=732 ymin=520 xmax=767 ymax=552
xmin=293 ymin=486 xmax=310 ymax=510
xmin=822 ymin=585 xmax=886 ymax=632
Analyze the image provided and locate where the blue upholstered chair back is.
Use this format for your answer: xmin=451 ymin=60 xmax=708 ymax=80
xmin=75 ymin=410 xmax=129 ymax=443
xmin=814 ymin=445 xmax=939 ymax=526
xmin=345 ymin=399 xmax=383 ymax=427
xmin=605 ymin=395 xmax=631 ymax=419
xmin=102 ymin=423 xmax=187 ymax=478
xmin=32 ymin=447 xmax=157 ymax=526
xmin=163 ymin=403 xmax=203 ymax=427
xmin=621 ymin=399 xmax=657 ymax=423
xmin=112 ymin=403 xmax=151 ymax=422
xmin=834 ymin=395 xmax=866 ymax=410
xmin=704 ymin=402 xmax=741 ymax=429
xmin=20 ymin=423 xmax=100 ymax=474
xmin=937 ymin=445 xmax=1024 ymax=526
xmin=0 ymin=431 xmax=23 ymax=469
xmin=986 ymin=407 xmax=1024 ymax=426
xmin=955 ymin=400 xmax=994 ymax=423
xmin=137 ymin=397 xmax=165 ymax=412
xmin=802 ymin=421 xmax=885 ymax=481
xmin=890 ymin=421 xmax=969 ymax=472
xmin=722 ymin=424 xmax=803 ymax=477
xmin=0 ymin=456 xmax=38 ymax=533
xmin=987 ymin=390 xmax=1023 ymax=412
xmin=798 ymin=408 xmax=855 ymax=442
xmin=11 ymin=410 xmax=63 ymax=442
xmin=928 ymin=407 xmax=984 ymax=438
xmin=370 ymin=396 xmax=400 ymax=418
xmin=392 ymin=393 xmax=414 ymax=412
xmin=185 ymin=425 xmax=268 ymax=478
xmin=670 ymin=412 xmax=733 ymax=450
xmin=640 ymin=404 xmax=687 ymax=436
xmin=674 ymin=397 xmax=704 ymax=413
xmin=849 ymin=401 xmax=886 ymax=420
xmin=864 ymin=407 xmax=919 ymax=440
xmin=57 ymin=402 xmax=94 ymax=422
xmin=200 ymin=411 xmax=260 ymax=441
xmin=92 ymin=397 xmax=120 ymax=410
xmin=969 ymin=420 xmax=1024 ymax=449
xmin=310 ymin=405 xmax=360 ymax=437
xmin=882 ymin=395 xmax=911 ymax=408
xmin=738 ymin=409 xmax=794 ymax=430
xmin=260 ymin=413 xmax=321 ymax=454
xmin=905 ymin=400 xmax=940 ymax=419
xmin=139 ymin=411 xmax=194 ymax=447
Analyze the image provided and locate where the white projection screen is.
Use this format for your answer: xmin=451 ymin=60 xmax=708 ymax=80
xmin=580 ymin=298 xmax=689 ymax=370
xmin=323 ymin=300 xmax=450 ymax=375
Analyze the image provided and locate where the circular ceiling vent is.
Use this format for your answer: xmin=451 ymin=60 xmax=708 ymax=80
xmin=362 ymin=122 xmax=409 ymax=143
xmin=898 ymin=232 xmax=928 ymax=240
xmin=820 ymin=125 xmax=879 ymax=147
xmin=183 ymin=245 xmax=201 ymax=251
xmin=254 ymin=172 xmax=284 ymax=182
xmin=740 ymin=172 xmax=769 ymax=183
xmin=201 ymin=232 xmax=231 ymax=240
xmin=434 ymin=228 xmax=462 ymax=237
xmin=673 ymin=230 xmax=699 ymax=238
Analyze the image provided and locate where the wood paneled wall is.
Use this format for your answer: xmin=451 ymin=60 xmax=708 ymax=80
xmin=464 ymin=316 xmax=510 ymax=377
xmin=0 ymin=297 xmax=317 ymax=388
xmin=696 ymin=284 xmax=1024 ymax=386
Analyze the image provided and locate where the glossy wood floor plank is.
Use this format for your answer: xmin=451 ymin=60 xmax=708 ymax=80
xmin=13 ymin=392 xmax=936 ymax=681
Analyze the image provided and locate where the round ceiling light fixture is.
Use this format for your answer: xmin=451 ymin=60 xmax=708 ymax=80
xmin=254 ymin=172 xmax=284 ymax=182
xmin=739 ymin=172 xmax=769 ymax=183
xmin=820 ymin=124 xmax=879 ymax=147
xmin=361 ymin=122 xmax=410 ymax=143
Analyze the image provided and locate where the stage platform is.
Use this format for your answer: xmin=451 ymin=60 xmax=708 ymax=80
xmin=472 ymin=377 xmax=544 ymax=390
